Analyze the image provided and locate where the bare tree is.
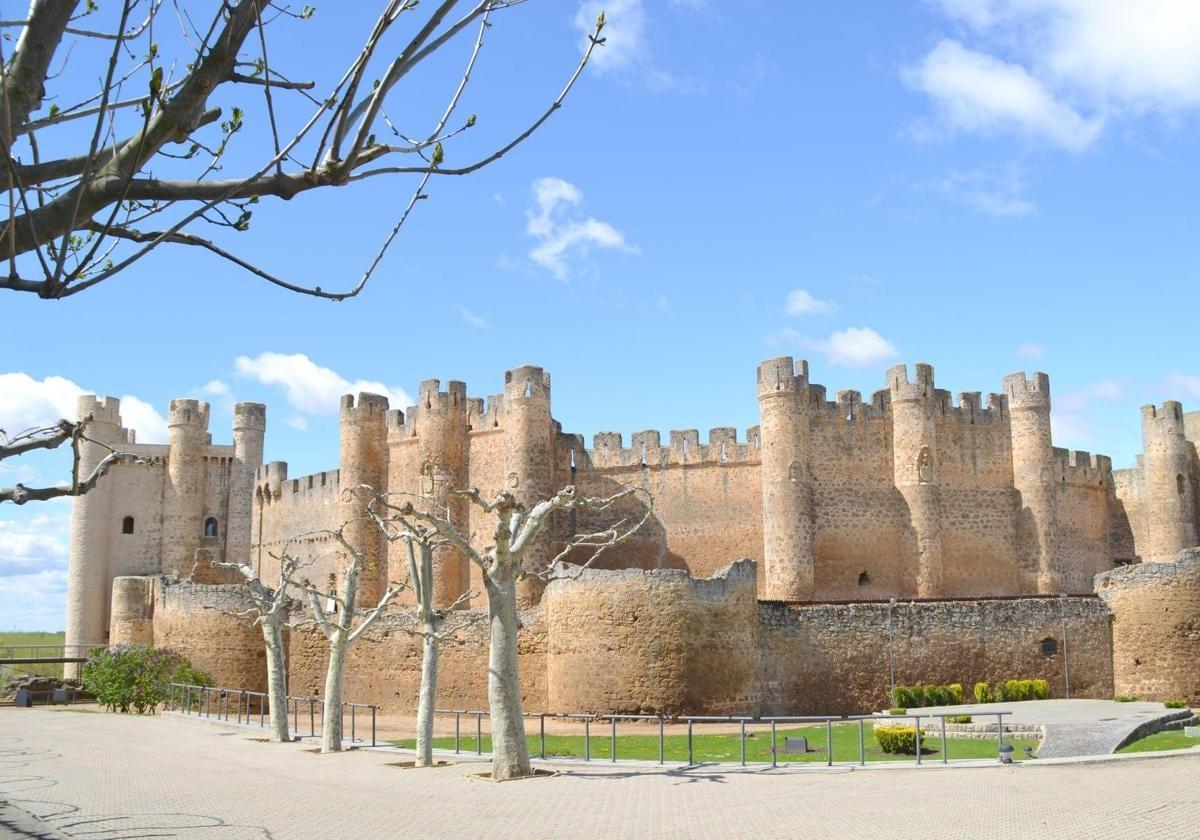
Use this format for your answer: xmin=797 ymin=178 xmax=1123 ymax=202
xmin=283 ymin=514 xmax=405 ymax=753
xmin=0 ymin=416 xmax=142 ymax=504
xmin=393 ymin=484 xmax=652 ymax=780
xmin=0 ymin=2 xmax=607 ymax=299
xmin=207 ymin=552 xmax=301 ymax=743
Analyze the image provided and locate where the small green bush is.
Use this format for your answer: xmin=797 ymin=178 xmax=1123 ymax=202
xmin=949 ymin=715 xmax=973 ymax=724
xmin=891 ymin=685 xmax=916 ymax=708
xmin=1164 ymin=700 xmax=1189 ymax=709
xmin=81 ymin=645 xmax=211 ymax=714
xmin=875 ymin=725 xmax=918 ymax=755
xmin=1030 ymin=679 xmax=1050 ymax=700
xmin=888 ymin=707 xmax=908 ymax=715
xmin=949 ymin=683 xmax=965 ymax=705
xmin=1114 ymin=694 xmax=1139 ymax=703
xmin=974 ymin=682 xmax=992 ymax=704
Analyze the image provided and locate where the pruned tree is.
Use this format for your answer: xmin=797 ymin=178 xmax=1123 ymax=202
xmin=0 ymin=416 xmax=142 ymax=504
xmin=393 ymin=483 xmax=652 ymax=780
xmin=206 ymin=551 xmax=302 ymax=743
xmin=0 ymin=1 xmax=607 ymax=300
xmin=283 ymin=511 xmax=405 ymax=753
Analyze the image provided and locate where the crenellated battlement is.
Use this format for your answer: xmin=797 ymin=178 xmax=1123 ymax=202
xmin=233 ymin=402 xmax=266 ymax=431
xmin=1052 ymin=447 xmax=1112 ymax=487
xmin=168 ymin=398 xmax=210 ymax=428
xmin=811 ymin=388 xmax=889 ymax=422
xmin=505 ymin=365 xmax=551 ymax=402
xmin=340 ymin=391 xmax=389 ymax=419
xmin=582 ymin=426 xmax=760 ymax=469
xmin=1142 ymin=401 xmax=1186 ymax=438
xmin=887 ymin=363 xmax=936 ymax=403
xmin=1003 ymin=371 xmax=1051 ymax=411
xmin=75 ymin=395 xmax=123 ymax=426
xmin=757 ymin=356 xmax=809 ymax=397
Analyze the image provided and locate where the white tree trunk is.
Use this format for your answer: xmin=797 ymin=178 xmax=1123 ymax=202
xmin=321 ymin=629 xmax=349 ymax=753
xmin=261 ymin=619 xmax=291 ymax=743
xmin=415 ymin=620 xmax=440 ymax=767
xmin=485 ymin=571 xmax=530 ymax=780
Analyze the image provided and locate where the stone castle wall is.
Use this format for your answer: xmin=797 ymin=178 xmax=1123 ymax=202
xmin=149 ymin=580 xmax=266 ymax=692
xmin=1096 ymin=549 xmax=1200 ymax=704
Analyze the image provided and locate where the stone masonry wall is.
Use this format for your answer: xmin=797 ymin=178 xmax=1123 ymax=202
xmin=758 ymin=596 xmax=1114 ymax=715
xmin=1096 ymin=549 xmax=1200 ymax=704
xmin=151 ymin=580 xmax=266 ymax=692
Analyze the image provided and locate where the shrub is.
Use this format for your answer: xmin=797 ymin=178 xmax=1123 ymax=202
xmin=974 ymin=682 xmax=992 ymax=704
xmin=1164 ymin=700 xmax=1189 ymax=709
xmin=888 ymin=707 xmax=908 ymax=715
xmin=1114 ymin=694 xmax=1139 ymax=703
xmin=81 ymin=645 xmax=211 ymax=714
xmin=949 ymin=683 xmax=965 ymax=705
xmin=1030 ymin=679 xmax=1050 ymax=700
xmin=949 ymin=715 xmax=973 ymax=724
xmin=995 ymin=681 xmax=1010 ymax=702
xmin=875 ymin=725 xmax=918 ymax=755
xmin=891 ymin=685 xmax=916 ymax=709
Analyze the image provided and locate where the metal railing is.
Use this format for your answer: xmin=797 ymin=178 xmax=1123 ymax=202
xmin=0 ymin=643 xmax=100 ymax=664
xmin=168 ymin=683 xmax=379 ymax=747
xmin=432 ymin=708 xmax=1016 ymax=768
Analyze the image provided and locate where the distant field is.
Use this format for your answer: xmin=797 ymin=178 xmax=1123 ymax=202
xmin=0 ymin=631 xmax=67 ymax=679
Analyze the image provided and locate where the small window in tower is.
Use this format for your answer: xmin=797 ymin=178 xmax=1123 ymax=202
xmin=121 ymin=516 xmax=135 ymax=535
xmin=1041 ymin=637 xmax=1058 ymax=657
xmin=204 ymin=517 xmax=219 ymax=537
xmin=858 ymin=571 xmax=871 ymax=586
xmin=1177 ymin=473 xmax=1186 ymax=496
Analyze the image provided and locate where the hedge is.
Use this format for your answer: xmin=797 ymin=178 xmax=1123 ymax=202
xmin=890 ymin=682 xmax=965 ymax=708
xmin=875 ymin=725 xmax=918 ymax=754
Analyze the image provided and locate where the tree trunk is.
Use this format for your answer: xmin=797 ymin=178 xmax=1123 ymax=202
xmin=261 ymin=619 xmax=291 ymax=743
xmin=415 ymin=620 xmax=440 ymax=767
xmin=321 ymin=629 xmax=348 ymax=753
xmin=485 ymin=571 xmax=531 ymax=780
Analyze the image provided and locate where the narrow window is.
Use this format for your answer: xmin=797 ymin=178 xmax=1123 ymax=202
xmin=858 ymin=571 xmax=871 ymax=586
xmin=121 ymin=516 xmax=135 ymax=535
xmin=1041 ymin=637 xmax=1058 ymax=657
xmin=204 ymin=517 xmax=219 ymax=537
xmin=1178 ymin=473 xmax=1186 ymax=496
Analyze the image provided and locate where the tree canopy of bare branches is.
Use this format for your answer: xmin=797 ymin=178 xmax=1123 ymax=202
xmin=0 ymin=416 xmax=143 ymax=504
xmin=0 ymin=1 xmax=606 ymax=300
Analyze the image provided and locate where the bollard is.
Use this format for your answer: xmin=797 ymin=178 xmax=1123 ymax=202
xmin=771 ymin=720 xmax=777 ymax=768
xmin=826 ymin=719 xmax=833 ymax=767
xmin=611 ymin=717 xmax=617 ymax=763
xmin=858 ymin=718 xmax=865 ymax=766
xmin=941 ymin=716 xmax=948 ymax=765
xmin=659 ymin=716 xmax=665 ymax=765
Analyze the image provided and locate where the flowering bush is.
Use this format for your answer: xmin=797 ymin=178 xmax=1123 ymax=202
xmin=81 ymin=645 xmax=211 ymax=714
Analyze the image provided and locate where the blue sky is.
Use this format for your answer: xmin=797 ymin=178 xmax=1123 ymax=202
xmin=4 ymin=0 xmax=1200 ymax=629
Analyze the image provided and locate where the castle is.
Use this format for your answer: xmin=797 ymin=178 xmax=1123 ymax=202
xmin=64 ymin=359 xmax=1200 ymax=713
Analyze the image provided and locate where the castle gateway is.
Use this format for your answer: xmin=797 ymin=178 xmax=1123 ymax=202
xmin=66 ymin=360 xmax=1200 ymax=713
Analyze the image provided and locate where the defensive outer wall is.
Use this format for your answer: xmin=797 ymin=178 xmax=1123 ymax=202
xmin=82 ymin=358 xmax=1200 ymax=713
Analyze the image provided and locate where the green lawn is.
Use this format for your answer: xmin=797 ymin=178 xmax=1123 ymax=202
xmin=0 ymin=630 xmax=67 ymax=679
xmin=391 ymin=722 xmax=1038 ymax=764
xmin=1117 ymin=729 xmax=1200 ymax=754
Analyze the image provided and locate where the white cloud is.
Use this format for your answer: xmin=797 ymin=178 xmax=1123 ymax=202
xmin=1018 ymin=342 xmax=1045 ymax=360
xmin=234 ymin=352 xmax=413 ymax=414
xmin=0 ymin=568 xmax=68 ymax=630
xmin=814 ymin=327 xmax=899 ymax=368
xmin=785 ymin=289 xmax=836 ymax=316
xmin=0 ymin=512 xmax=69 ymax=577
xmin=526 ymin=177 xmax=636 ymax=281
xmin=285 ymin=415 xmax=309 ymax=432
xmin=0 ymin=372 xmax=166 ymax=444
xmin=1165 ymin=372 xmax=1200 ymax=399
xmin=1056 ymin=379 xmax=1123 ymax=412
xmin=908 ymin=39 xmax=1103 ymax=151
xmin=575 ymin=0 xmax=646 ymax=74
xmin=200 ymin=379 xmax=236 ymax=414
xmin=459 ymin=307 xmax=489 ymax=329
xmin=936 ymin=165 xmax=1036 ymax=216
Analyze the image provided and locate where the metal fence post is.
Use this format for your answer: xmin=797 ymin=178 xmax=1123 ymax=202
xmin=740 ymin=719 xmax=747 ymax=767
xmin=371 ymin=706 xmax=376 ymax=747
xmin=351 ymin=705 xmax=356 ymax=745
xmin=476 ymin=712 xmax=483 ymax=756
xmin=455 ymin=711 xmax=461 ymax=754
xmin=292 ymin=697 xmax=298 ymax=736
xmin=584 ymin=717 xmax=591 ymax=762
xmin=826 ymin=719 xmax=833 ymax=767
xmin=658 ymin=716 xmax=665 ymax=765
xmin=687 ymin=719 xmax=694 ymax=766
xmin=996 ymin=713 xmax=1004 ymax=761
xmin=915 ymin=715 xmax=922 ymax=766
xmin=309 ymin=698 xmax=315 ymax=737
xmin=941 ymin=715 xmax=948 ymax=764
xmin=540 ymin=714 xmax=546 ymax=760
xmin=858 ymin=718 xmax=865 ymax=766
xmin=771 ymin=720 xmax=777 ymax=768
xmin=611 ymin=717 xmax=617 ymax=763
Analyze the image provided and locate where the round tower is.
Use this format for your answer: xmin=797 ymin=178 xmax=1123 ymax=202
xmin=109 ymin=576 xmax=155 ymax=646
xmin=226 ymin=402 xmax=266 ymax=569
xmin=1141 ymin=401 xmax=1199 ymax=563
xmin=339 ymin=392 xmax=389 ymax=604
xmin=503 ymin=365 xmax=555 ymax=607
xmin=161 ymin=399 xmax=210 ymax=577
xmin=1005 ymin=371 xmax=1062 ymax=593
xmin=888 ymin=363 xmax=943 ymax=597
xmin=756 ymin=356 xmax=815 ymax=600
xmin=65 ymin=395 xmax=124 ymax=662
xmin=414 ymin=379 xmax=471 ymax=607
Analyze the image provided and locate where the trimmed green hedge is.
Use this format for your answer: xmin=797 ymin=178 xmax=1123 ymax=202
xmin=973 ymin=679 xmax=1050 ymax=703
xmin=875 ymin=725 xmax=918 ymax=754
xmin=890 ymin=683 xmax=965 ymax=708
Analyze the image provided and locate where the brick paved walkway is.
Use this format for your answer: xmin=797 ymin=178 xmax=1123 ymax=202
xmin=1 ymin=708 xmax=1198 ymax=839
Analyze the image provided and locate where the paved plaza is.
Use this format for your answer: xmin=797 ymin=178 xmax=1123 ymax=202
xmin=1 ymin=708 xmax=1198 ymax=839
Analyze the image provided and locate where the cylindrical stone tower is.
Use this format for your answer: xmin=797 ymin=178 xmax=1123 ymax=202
xmin=65 ymin=396 xmax=123 ymax=659
xmin=888 ymin=363 xmax=943 ymax=597
xmin=339 ymin=392 xmax=389 ymax=605
xmin=415 ymin=379 xmax=471 ymax=607
xmin=161 ymin=399 xmax=210 ymax=577
xmin=504 ymin=365 xmax=556 ymax=607
xmin=227 ymin=402 xmax=266 ymax=569
xmin=109 ymin=576 xmax=155 ymax=646
xmin=1005 ymin=371 xmax=1062 ymax=593
xmin=1141 ymin=402 xmax=1199 ymax=563
xmin=756 ymin=356 xmax=815 ymax=600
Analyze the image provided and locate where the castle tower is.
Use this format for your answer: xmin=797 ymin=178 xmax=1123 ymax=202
xmin=339 ymin=393 xmax=389 ymax=604
xmin=888 ymin=364 xmax=943 ymax=597
xmin=1141 ymin=401 xmax=1199 ymax=562
xmin=227 ymin=403 xmax=266 ymax=569
xmin=504 ymin=365 xmax=556 ymax=607
xmin=756 ymin=356 xmax=815 ymax=600
xmin=1005 ymin=372 xmax=1061 ymax=592
xmin=161 ymin=399 xmax=210 ymax=577
xmin=414 ymin=379 xmax=471 ymax=607
xmin=65 ymin=396 xmax=124 ymax=657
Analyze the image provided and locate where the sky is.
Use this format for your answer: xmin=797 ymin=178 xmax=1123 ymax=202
xmin=4 ymin=0 xmax=1200 ymax=629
